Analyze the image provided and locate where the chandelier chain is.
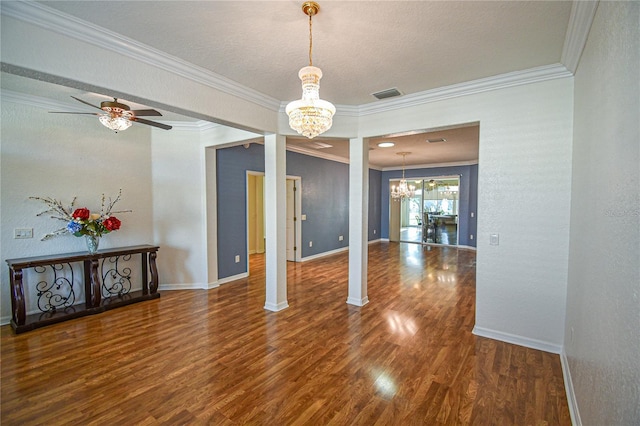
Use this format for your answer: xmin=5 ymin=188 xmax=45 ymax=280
xmin=309 ymin=13 xmax=313 ymax=66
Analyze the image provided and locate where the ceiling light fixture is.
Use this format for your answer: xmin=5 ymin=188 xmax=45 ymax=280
xmin=391 ymin=152 xmax=416 ymax=200
xmin=286 ymin=1 xmax=335 ymax=139
xmin=98 ymin=100 xmax=134 ymax=132
xmin=378 ymin=142 xmax=395 ymax=148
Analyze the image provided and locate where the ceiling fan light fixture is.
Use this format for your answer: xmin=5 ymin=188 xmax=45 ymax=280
xmin=286 ymin=2 xmax=335 ymax=139
xmin=98 ymin=107 xmax=133 ymax=132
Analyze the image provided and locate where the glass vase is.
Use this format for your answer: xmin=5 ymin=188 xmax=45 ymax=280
xmin=85 ymin=235 xmax=100 ymax=254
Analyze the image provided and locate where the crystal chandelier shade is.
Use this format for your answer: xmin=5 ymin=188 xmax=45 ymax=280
xmin=391 ymin=152 xmax=416 ymax=200
xmin=286 ymin=2 xmax=335 ymax=139
xmin=98 ymin=107 xmax=133 ymax=132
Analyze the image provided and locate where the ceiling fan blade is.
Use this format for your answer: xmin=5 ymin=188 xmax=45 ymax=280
xmin=132 ymin=117 xmax=172 ymax=130
xmin=49 ymin=112 xmax=100 ymax=115
xmin=131 ymin=109 xmax=162 ymax=117
xmin=70 ymin=96 xmax=102 ymax=110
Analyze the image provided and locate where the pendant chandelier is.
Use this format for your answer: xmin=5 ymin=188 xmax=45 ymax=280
xmin=285 ymin=1 xmax=336 ymax=139
xmin=391 ymin=152 xmax=416 ymax=200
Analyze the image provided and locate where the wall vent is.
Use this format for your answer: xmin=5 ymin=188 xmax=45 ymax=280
xmin=426 ymin=138 xmax=447 ymax=143
xmin=372 ymin=88 xmax=403 ymax=100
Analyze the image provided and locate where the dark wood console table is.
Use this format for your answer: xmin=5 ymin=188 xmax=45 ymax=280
xmin=6 ymin=245 xmax=159 ymax=334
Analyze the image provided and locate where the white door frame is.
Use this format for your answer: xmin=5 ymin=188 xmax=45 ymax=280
xmin=246 ymin=171 xmax=302 ymax=270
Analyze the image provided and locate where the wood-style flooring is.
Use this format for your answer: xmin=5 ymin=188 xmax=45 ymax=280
xmin=0 ymin=242 xmax=571 ymax=425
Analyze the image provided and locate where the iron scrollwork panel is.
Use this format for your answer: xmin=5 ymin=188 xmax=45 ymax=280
xmin=34 ymin=263 xmax=76 ymax=313
xmin=100 ymin=255 xmax=132 ymax=298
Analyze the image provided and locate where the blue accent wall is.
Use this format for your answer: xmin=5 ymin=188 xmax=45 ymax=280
xmin=216 ymin=145 xmax=382 ymax=279
xmin=216 ymin=144 xmax=265 ymax=278
xmin=380 ymin=165 xmax=478 ymax=247
xmin=286 ymin=151 xmax=350 ymax=257
xmin=369 ymin=169 xmax=382 ymax=240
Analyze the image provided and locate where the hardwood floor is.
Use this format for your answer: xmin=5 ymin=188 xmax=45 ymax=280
xmin=0 ymin=242 xmax=571 ymax=425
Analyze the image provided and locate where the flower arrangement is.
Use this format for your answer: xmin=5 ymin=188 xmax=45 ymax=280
xmin=30 ymin=189 xmax=131 ymax=241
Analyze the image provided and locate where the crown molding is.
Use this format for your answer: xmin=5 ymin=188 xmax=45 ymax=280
xmin=382 ymin=160 xmax=479 ymax=172
xmin=357 ymin=64 xmax=572 ymax=116
xmin=285 ymin=144 xmax=351 ymax=166
xmin=3 ymin=1 xmax=581 ymax=123
xmin=1 ymin=1 xmax=282 ymax=112
xmin=561 ymin=1 xmax=599 ymax=74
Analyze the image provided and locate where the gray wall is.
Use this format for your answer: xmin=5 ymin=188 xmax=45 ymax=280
xmin=565 ymin=2 xmax=640 ymax=424
xmin=216 ymin=144 xmax=382 ymax=279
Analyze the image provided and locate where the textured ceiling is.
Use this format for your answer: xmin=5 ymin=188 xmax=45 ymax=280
xmin=3 ymin=1 xmax=574 ymax=168
xmin=35 ymin=1 xmax=572 ymax=106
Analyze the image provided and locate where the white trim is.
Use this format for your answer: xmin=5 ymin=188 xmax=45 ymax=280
xmin=1 ymin=2 xmax=581 ymax=120
xmin=286 ymin=144 xmax=351 ymax=165
xmin=1 ymin=316 xmax=11 ymax=326
xmin=1 ymin=1 xmax=281 ymax=111
xmin=159 ymin=282 xmax=218 ymax=291
xmin=264 ymin=301 xmax=289 ymax=312
xmin=217 ymin=272 xmax=249 ymax=285
xmin=383 ymin=160 xmax=478 ymax=172
xmin=357 ymin=64 xmax=572 ymax=115
xmin=368 ymin=238 xmax=383 ymax=245
xmin=346 ymin=296 xmax=369 ymax=307
xmin=301 ymin=246 xmax=349 ymax=262
xmin=456 ymin=245 xmax=477 ymax=251
xmin=561 ymin=1 xmax=599 ymax=74
xmin=472 ymin=326 xmax=563 ymax=354
xmin=560 ymin=351 xmax=582 ymax=426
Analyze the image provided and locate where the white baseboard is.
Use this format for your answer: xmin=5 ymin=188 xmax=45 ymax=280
xmin=1 ymin=316 xmax=11 ymax=326
xmin=560 ymin=351 xmax=582 ymax=426
xmin=346 ymin=296 xmax=369 ymax=306
xmin=472 ymin=325 xmax=562 ymax=354
xmin=159 ymin=282 xmax=219 ymax=291
xmin=368 ymin=238 xmax=383 ymax=244
xmin=301 ymin=246 xmax=349 ymax=262
xmin=217 ymin=272 xmax=249 ymax=285
xmin=264 ymin=301 xmax=289 ymax=311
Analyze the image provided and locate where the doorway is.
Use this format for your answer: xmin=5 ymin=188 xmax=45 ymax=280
xmin=390 ymin=175 xmax=460 ymax=246
xmin=247 ymin=172 xmax=301 ymax=266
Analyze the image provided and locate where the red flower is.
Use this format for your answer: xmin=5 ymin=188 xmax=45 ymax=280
xmin=103 ymin=216 xmax=121 ymax=231
xmin=72 ymin=208 xmax=90 ymax=220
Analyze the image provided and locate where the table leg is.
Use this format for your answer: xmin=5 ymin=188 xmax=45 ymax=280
xmin=149 ymin=251 xmax=159 ymax=294
xmin=9 ymin=268 xmax=26 ymax=326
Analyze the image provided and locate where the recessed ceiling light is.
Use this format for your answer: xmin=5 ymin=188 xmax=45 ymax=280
xmin=378 ymin=142 xmax=395 ymax=148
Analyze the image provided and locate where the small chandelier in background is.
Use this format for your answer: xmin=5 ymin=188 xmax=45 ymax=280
xmin=286 ymin=1 xmax=336 ymax=139
xmin=391 ymin=152 xmax=416 ymax=200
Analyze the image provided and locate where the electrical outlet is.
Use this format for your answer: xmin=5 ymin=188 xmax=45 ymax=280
xmin=14 ymin=228 xmax=33 ymax=239
xmin=490 ymin=234 xmax=499 ymax=245
xmin=309 ymin=241 xmax=313 ymax=247
xmin=301 ymin=214 xmax=307 ymax=220
xmin=338 ymin=235 xmax=343 ymax=241
xmin=374 ymin=229 xmax=377 ymax=234
xmin=470 ymin=234 xmax=474 ymax=240
xmin=235 ymin=255 xmax=240 ymax=263
xmin=471 ymin=212 xmax=475 ymax=218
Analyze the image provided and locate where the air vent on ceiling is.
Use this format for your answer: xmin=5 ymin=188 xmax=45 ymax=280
xmin=426 ymin=138 xmax=447 ymax=143
xmin=371 ymin=88 xmax=403 ymax=100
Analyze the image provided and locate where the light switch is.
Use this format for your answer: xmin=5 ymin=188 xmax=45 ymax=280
xmin=490 ymin=234 xmax=499 ymax=245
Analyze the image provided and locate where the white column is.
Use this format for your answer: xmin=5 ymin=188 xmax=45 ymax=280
xmin=264 ymin=134 xmax=289 ymax=311
xmin=347 ymin=136 xmax=369 ymax=306
xmin=205 ymin=146 xmax=219 ymax=288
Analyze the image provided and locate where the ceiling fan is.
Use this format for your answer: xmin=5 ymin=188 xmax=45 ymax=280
xmin=50 ymin=96 xmax=172 ymax=132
